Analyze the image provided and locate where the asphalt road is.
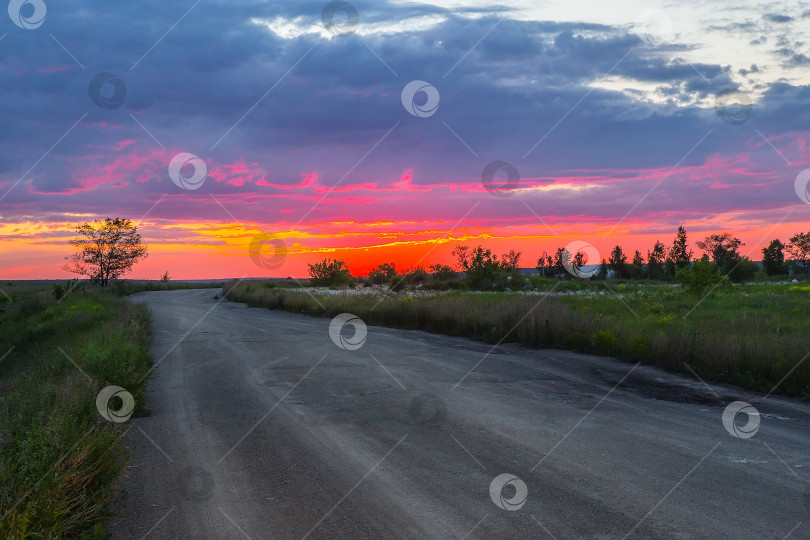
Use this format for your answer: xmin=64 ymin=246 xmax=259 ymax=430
xmin=109 ymin=289 xmax=810 ymax=539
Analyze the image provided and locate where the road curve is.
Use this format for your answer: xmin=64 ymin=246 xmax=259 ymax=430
xmin=109 ymin=289 xmax=810 ymax=539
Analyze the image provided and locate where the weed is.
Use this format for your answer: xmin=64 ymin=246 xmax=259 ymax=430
xmin=0 ymin=289 xmax=152 ymax=538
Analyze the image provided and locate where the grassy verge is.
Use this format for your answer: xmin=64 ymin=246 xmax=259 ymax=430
xmin=224 ymin=279 xmax=810 ymax=398
xmin=0 ymin=287 xmax=152 ymax=538
xmin=108 ymin=280 xmax=224 ymax=296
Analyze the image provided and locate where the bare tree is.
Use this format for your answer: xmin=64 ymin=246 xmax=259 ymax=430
xmin=64 ymin=218 xmax=148 ymax=286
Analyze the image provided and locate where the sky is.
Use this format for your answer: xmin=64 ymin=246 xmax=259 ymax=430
xmin=2 ymin=0 xmax=810 ymax=279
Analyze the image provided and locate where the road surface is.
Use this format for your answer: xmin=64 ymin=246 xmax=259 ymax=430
xmin=109 ymin=289 xmax=810 ymax=539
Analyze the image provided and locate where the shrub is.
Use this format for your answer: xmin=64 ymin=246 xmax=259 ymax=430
xmin=675 ymin=255 xmax=728 ymax=296
xmin=422 ymin=279 xmax=460 ymax=291
xmin=452 ymin=245 xmax=522 ymax=290
xmin=628 ymin=336 xmax=649 ymax=359
xmin=368 ymin=263 xmax=397 ymax=285
xmin=592 ymin=330 xmax=619 ymax=354
xmin=565 ymin=331 xmax=590 ymax=350
xmin=400 ymin=266 xmax=428 ymax=286
xmin=429 ymin=264 xmax=458 ymax=281
xmin=52 ymin=283 xmax=65 ymax=300
xmin=452 ymin=245 xmax=502 ymax=289
xmin=727 ymin=256 xmax=759 ymax=282
xmin=308 ymin=258 xmax=355 ymax=287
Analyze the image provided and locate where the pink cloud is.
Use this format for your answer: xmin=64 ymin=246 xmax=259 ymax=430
xmin=256 ymin=171 xmax=318 ymax=189
xmin=17 ymin=132 xmax=810 ymax=235
xmin=29 ymin=147 xmax=171 ymax=195
xmin=114 ymin=139 xmax=136 ymax=151
xmin=36 ymin=65 xmax=76 ymax=74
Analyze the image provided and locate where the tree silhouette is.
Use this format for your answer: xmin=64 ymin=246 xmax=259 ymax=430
xmin=308 ymin=258 xmax=354 ymax=286
xmin=787 ymin=232 xmax=810 ymax=275
xmin=761 ymin=239 xmax=785 ymax=275
xmin=667 ymin=225 xmax=693 ymax=274
xmin=368 ymin=263 xmax=397 ymax=284
xmin=696 ymin=233 xmax=743 ymax=271
xmin=608 ymin=245 xmax=628 ymax=278
xmin=64 ymin=218 xmax=148 ymax=286
xmin=646 ymin=240 xmax=667 ymax=279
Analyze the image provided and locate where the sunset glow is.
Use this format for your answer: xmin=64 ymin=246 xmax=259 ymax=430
xmin=3 ymin=1 xmax=810 ymax=279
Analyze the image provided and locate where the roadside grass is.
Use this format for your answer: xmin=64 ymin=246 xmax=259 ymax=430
xmin=0 ymin=287 xmax=152 ymax=539
xmin=109 ymin=280 xmax=224 ymax=296
xmin=224 ymin=279 xmax=810 ymax=398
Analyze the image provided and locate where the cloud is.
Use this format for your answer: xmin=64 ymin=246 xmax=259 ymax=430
xmin=763 ymin=13 xmax=793 ymax=23
xmin=2 ymin=0 xmax=810 ymax=277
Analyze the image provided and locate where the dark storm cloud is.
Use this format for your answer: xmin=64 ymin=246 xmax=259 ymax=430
xmin=0 ymin=0 xmax=807 ymax=228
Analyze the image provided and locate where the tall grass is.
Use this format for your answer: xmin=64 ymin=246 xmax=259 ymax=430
xmin=224 ymin=279 xmax=810 ymax=398
xmin=0 ymin=289 xmax=152 ymax=538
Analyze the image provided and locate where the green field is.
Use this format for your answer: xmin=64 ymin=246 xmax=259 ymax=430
xmin=224 ymin=278 xmax=810 ymax=398
xmin=0 ymin=284 xmax=152 ymax=538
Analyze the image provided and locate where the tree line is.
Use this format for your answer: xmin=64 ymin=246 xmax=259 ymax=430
xmin=308 ymin=226 xmax=810 ymax=290
xmin=59 ymin=218 xmax=810 ymax=290
xmin=536 ymin=227 xmax=810 ymax=281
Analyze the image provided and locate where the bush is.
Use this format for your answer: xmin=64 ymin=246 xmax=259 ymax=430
xmin=592 ymin=330 xmax=619 ymax=354
xmin=628 ymin=336 xmax=649 ymax=359
xmin=565 ymin=331 xmax=590 ymax=350
xmin=675 ymin=256 xmax=729 ymax=296
xmin=51 ymin=283 xmax=65 ymax=300
xmin=400 ymin=266 xmax=428 ymax=285
xmin=429 ymin=264 xmax=458 ymax=281
xmin=368 ymin=263 xmax=397 ymax=285
xmin=727 ymin=256 xmax=759 ymax=282
xmin=452 ymin=245 xmax=502 ymax=289
xmin=422 ymin=279 xmax=460 ymax=291
xmin=308 ymin=258 xmax=356 ymax=287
